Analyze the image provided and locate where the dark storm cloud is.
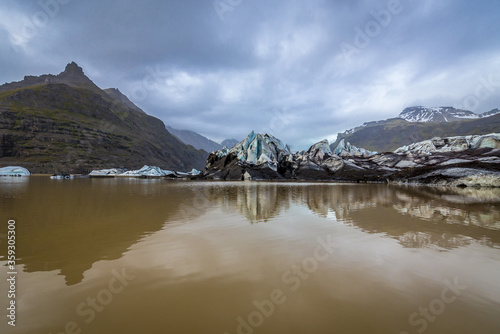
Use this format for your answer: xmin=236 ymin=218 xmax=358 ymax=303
xmin=1 ymin=0 xmax=500 ymax=149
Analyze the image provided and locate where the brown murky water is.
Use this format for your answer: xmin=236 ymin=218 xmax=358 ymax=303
xmin=1 ymin=177 xmax=500 ymax=334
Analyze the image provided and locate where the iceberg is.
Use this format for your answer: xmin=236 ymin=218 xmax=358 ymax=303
xmin=334 ymin=139 xmax=377 ymax=157
xmin=120 ymin=165 xmax=176 ymax=177
xmin=176 ymin=169 xmax=201 ymax=176
xmin=0 ymin=166 xmax=30 ymax=176
xmin=89 ymin=168 xmax=128 ymax=176
xmin=50 ymin=174 xmax=74 ymax=179
xmin=89 ymin=165 xmax=200 ymax=177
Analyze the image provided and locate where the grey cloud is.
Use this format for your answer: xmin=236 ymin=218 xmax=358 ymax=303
xmin=1 ymin=0 xmax=500 ymax=149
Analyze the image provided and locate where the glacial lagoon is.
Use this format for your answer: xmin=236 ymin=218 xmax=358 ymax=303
xmin=1 ymin=177 xmax=500 ymax=334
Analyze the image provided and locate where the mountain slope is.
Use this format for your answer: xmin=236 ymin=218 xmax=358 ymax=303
xmin=331 ymin=114 xmax=500 ymax=153
xmin=166 ymin=126 xmax=222 ymax=152
xmin=221 ymin=138 xmax=239 ymax=149
xmin=482 ymin=108 xmax=500 ymax=118
xmin=103 ymin=88 xmax=145 ymax=114
xmin=0 ymin=62 xmax=207 ymax=173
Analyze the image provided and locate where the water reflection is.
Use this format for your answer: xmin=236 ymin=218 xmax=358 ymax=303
xmin=220 ymin=183 xmax=292 ymax=223
xmin=207 ymin=182 xmax=500 ymax=250
xmin=0 ymin=177 xmax=192 ymax=285
xmin=296 ymin=184 xmax=500 ymax=249
xmin=1 ymin=179 xmax=500 ymax=287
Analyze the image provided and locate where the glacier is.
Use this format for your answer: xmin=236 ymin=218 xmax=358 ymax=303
xmin=203 ymin=131 xmax=500 ymax=187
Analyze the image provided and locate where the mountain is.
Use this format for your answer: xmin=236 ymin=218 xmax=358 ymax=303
xmin=482 ymin=108 xmax=500 ymax=118
xmin=399 ymin=106 xmax=500 ymax=123
xmin=166 ymin=126 xmax=240 ymax=152
xmin=0 ymin=62 xmax=207 ymax=173
xmin=332 ymin=107 xmax=500 ymax=152
xmin=221 ymin=138 xmax=239 ymax=149
xmin=0 ymin=62 xmax=102 ymax=95
xmin=103 ymin=88 xmax=145 ymax=114
xmin=166 ymin=126 xmax=222 ymax=153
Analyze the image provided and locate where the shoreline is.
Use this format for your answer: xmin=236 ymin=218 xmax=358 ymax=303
xmin=4 ymin=174 xmax=500 ymax=188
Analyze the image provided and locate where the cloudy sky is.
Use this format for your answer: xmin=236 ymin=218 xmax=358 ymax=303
xmin=1 ymin=0 xmax=500 ymax=149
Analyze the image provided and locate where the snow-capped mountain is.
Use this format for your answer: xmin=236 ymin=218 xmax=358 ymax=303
xmin=332 ymin=106 xmax=500 ymax=153
xmin=481 ymin=108 xmax=500 ymax=118
xmin=399 ymin=106 xmax=479 ymax=123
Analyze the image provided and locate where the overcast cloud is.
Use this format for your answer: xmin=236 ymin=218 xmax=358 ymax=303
xmin=1 ymin=0 xmax=500 ymax=149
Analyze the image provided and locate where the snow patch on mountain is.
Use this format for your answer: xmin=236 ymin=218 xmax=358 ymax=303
xmin=399 ymin=106 xmax=479 ymax=123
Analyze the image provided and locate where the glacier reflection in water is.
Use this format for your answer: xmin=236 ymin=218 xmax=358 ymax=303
xmin=1 ymin=178 xmax=499 ymax=334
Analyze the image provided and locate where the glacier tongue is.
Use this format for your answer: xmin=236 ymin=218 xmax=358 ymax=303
xmin=394 ymin=133 xmax=500 ymax=155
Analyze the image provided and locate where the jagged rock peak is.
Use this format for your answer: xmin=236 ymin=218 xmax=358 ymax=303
xmin=64 ymin=61 xmax=84 ymax=75
xmin=57 ymin=61 xmax=92 ymax=84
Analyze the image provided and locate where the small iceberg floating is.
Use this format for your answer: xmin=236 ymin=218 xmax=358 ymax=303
xmin=0 ymin=166 xmax=31 ymax=176
xmin=89 ymin=168 xmax=128 ymax=177
xmin=121 ymin=165 xmax=176 ymax=177
xmin=89 ymin=165 xmax=201 ymax=178
xmin=50 ymin=174 xmax=74 ymax=180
